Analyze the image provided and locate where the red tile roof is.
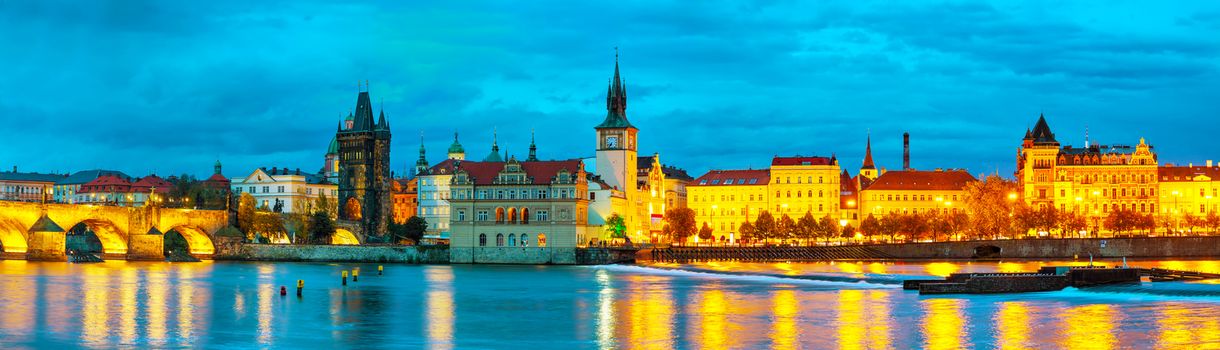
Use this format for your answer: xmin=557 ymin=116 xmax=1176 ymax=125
xmin=79 ymin=175 xmax=132 ymax=193
xmin=428 ymin=159 xmax=461 ymax=175
xmin=771 ymin=156 xmax=833 ymax=166
xmin=455 ymin=159 xmax=584 ymax=185
xmin=691 ymin=169 xmax=770 ymax=186
xmin=131 ymin=175 xmax=173 ymax=194
xmin=1159 ymin=166 xmax=1220 ymax=181
xmin=864 ymin=170 xmax=976 ymax=191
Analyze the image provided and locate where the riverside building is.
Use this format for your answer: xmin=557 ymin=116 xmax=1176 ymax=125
xmin=1016 ymin=114 xmax=1159 ymax=232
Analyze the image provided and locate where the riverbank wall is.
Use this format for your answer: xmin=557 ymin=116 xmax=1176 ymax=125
xmin=868 ymin=237 xmax=1220 ymax=260
xmin=212 ymin=242 xmax=449 ymax=263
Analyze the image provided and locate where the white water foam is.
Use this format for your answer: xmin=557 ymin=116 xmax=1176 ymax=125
xmin=589 ymin=264 xmax=902 ymax=289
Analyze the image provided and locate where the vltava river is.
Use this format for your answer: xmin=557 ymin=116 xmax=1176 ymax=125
xmin=1 ymin=259 xmax=1219 ymax=349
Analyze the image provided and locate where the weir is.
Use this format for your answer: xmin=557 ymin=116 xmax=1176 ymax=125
xmin=643 ymin=246 xmax=896 ymax=262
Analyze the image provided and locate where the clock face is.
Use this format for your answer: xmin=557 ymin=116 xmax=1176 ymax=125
xmin=606 ymin=136 xmax=618 ymax=149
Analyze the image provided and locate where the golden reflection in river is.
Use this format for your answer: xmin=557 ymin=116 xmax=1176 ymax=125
xmin=1059 ymin=304 xmax=1117 ymax=350
xmin=837 ymin=289 xmax=891 ymax=350
xmin=922 ymin=298 xmax=966 ymax=350
xmin=925 ymin=262 xmax=960 ymax=277
xmin=425 ymin=267 xmax=455 ymax=350
xmin=256 ymin=264 xmax=275 ymax=345
xmin=147 ymin=264 xmax=168 ymax=346
xmin=834 ymin=261 xmax=864 ymax=275
xmin=621 ymin=274 xmax=674 ymax=349
xmin=1155 ymin=303 xmax=1220 ymax=348
xmin=81 ymin=266 xmax=107 ymax=345
xmin=120 ymin=268 xmax=137 ymax=344
xmin=1 ymin=262 xmax=34 ymax=342
xmin=836 ymin=289 xmax=865 ymax=350
xmin=867 ymin=262 xmax=888 ymax=274
xmin=771 ymin=289 xmax=799 ymax=350
xmin=595 ymin=269 xmax=616 ymax=350
xmin=694 ymin=284 xmax=728 ymax=350
xmin=176 ymin=264 xmax=195 ymax=342
xmin=995 ymin=302 xmax=1031 ymax=350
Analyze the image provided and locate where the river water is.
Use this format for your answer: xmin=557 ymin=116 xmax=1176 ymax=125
xmin=1 ymin=259 xmax=1219 ymax=349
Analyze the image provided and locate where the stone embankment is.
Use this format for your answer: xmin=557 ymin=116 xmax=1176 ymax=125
xmin=213 ymin=242 xmax=449 ymax=264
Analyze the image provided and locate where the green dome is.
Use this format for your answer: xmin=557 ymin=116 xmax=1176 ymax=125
xmin=447 ymin=132 xmax=464 ymax=154
xmin=327 ymin=136 xmax=339 ymax=154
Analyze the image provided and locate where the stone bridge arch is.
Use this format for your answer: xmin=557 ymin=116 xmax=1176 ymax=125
xmin=63 ymin=218 xmax=129 ymax=256
xmin=333 ymin=220 xmax=364 ymax=245
xmin=163 ymin=225 xmax=216 ymax=256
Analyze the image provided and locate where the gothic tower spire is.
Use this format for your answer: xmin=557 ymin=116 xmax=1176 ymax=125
xmin=527 ymin=128 xmax=538 ymax=161
xmin=596 ymin=48 xmax=633 ymax=130
xmin=415 ymin=131 xmax=429 ymax=176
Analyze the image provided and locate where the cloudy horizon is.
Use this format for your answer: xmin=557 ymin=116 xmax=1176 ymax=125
xmin=3 ymin=1 xmax=1219 ymax=180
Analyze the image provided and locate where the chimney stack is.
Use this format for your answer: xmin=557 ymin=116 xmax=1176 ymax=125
xmin=902 ymin=132 xmax=910 ymax=170
xmin=1208 ymin=160 xmax=1214 ymax=167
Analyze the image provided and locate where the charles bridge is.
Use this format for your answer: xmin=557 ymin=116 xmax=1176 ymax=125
xmin=0 ymin=201 xmax=229 ymax=261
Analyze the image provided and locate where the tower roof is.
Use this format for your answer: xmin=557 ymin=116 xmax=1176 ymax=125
xmin=1031 ymin=113 xmax=1057 ymax=145
xmin=484 ymin=129 xmax=503 ymax=162
xmin=352 ymin=91 xmax=375 ymax=131
xmin=327 ymin=136 xmax=339 ymax=154
xmin=596 ymin=50 xmax=635 ymax=130
xmin=448 ymin=132 xmax=465 ymax=154
xmin=861 ymin=134 xmax=876 ymax=170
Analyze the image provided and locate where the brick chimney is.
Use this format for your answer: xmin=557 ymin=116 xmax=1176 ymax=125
xmin=902 ymin=132 xmax=910 ymax=170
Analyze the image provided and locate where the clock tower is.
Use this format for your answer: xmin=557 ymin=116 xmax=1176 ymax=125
xmin=595 ymin=53 xmax=638 ymax=194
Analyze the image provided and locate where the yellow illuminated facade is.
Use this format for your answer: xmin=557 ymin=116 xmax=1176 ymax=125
xmin=688 ymin=169 xmax=770 ymax=241
xmin=859 ymin=170 xmax=974 ymax=217
xmin=688 ymin=156 xmax=841 ymax=243
xmin=1158 ymin=164 xmax=1220 ymax=222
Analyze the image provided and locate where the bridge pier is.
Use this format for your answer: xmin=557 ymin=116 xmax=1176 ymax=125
xmin=127 ymin=228 xmax=165 ymax=261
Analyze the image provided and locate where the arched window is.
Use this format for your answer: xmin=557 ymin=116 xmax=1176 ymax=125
xmin=807 ymin=190 xmax=813 ymax=198
xmin=521 ymin=208 xmax=530 ymax=224
xmin=509 ymin=234 xmax=517 ymax=246
xmin=537 ymin=233 xmax=547 ymax=247
xmin=775 ymin=191 xmax=780 ymax=198
xmin=496 ymin=233 xmax=505 ymax=246
xmin=786 ymin=191 xmax=791 ymax=198
xmin=479 ymin=233 xmax=487 ymax=247
xmin=796 ymin=191 xmax=802 ymax=198
xmin=495 ymin=207 xmax=505 ymax=223
xmin=819 ymin=190 xmax=824 ymax=198
xmin=521 ymin=234 xmax=531 ymax=246
xmin=508 ymin=208 xmax=518 ymax=223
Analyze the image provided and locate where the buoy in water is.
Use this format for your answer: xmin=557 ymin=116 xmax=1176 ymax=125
xmin=378 ymin=265 xmax=383 ymax=275
xmin=342 ymin=270 xmax=348 ymax=286
xmin=280 ymin=286 xmax=287 ymax=296
xmin=353 ymin=269 xmax=359 ymax=282
xmin=297 ymin=280 xmax=304 ymax=297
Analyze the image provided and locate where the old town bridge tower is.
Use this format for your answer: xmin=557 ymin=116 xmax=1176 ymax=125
xmin=336 ymin=87 xmax=392 ymax=240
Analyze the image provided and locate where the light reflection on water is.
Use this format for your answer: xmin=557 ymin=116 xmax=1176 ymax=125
xmin=1 ymin=259 xmax=1220 ymax=348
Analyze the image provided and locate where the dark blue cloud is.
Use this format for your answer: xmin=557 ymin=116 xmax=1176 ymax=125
xmin=2 ymin=0 xmax=1218 ymax=179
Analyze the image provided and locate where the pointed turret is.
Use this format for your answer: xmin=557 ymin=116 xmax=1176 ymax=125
xmin=415 ymin=131 xmax=429 ymax=176
xmin=377 ymin=109 xmax=389 ymax=130
xmin=1030 ymin=113 xmax=1057 ymax=145
xmin=862 ymin=134 xmax=876 ymax=170
xmin=484 ymin=128 xmax=503 ymax=162
xmin=527 ymin=129 xmax=538 ymax=161
xmin=351 ymin=90 xmax=375 ymax=131
xmin=214 ymin=160 xmax=223 ymax=175
xmin=596 ymin=49 xmax=634 ymax=130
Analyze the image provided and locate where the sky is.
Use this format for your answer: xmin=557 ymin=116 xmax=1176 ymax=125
xmin=2 ymin=1 xmax=1219 ymax=180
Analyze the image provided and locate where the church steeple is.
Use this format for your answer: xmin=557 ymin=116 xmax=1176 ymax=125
xmin=214 ymin=160 xmax=222 ymax=175
xmin=415 ymin=131 xmax=429 ymax=176
xmin=447 ymin=132 xmax=466 ymax=160
xmin=860 ymin=132 xmax=878 ymax=181
xmin=484 ymin=128 xmax=503 ymax=162
xmin=527 ymin=129 xmax=538 ymax=161
xmin=862 ymin=133 xmax=876 ymax=170
xmin=596 ymin=48 xmax=634 ymax=130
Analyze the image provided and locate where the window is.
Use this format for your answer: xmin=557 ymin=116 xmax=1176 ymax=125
xmin=479 ymin=234 xmax=487 ymax=246
xmin=509 ymin=234 xmax=517 ymax=247
xmin=537 ymin=210 xmax=549 ymax=221
xmin=496 ymin=233 xmax=505 ymax=246
xmin=521 ymin=234 xmax=530 ymax=247
xmin=588 ymin=192 xmax=594 ymax=200
xmin=249 ymin=186 xmax=255 ymax=193
xmin=477 ymin=210 xmax=489 ymax=221
xmin=278 ymin=186 xmax=285 ymax=193
xmin=457 ymin=210 xmax=466 ymax=222
xmin=539 ymin=190 xmax=548 ymax=199
xmin=263 ymin=186 xmax=270 ymax=193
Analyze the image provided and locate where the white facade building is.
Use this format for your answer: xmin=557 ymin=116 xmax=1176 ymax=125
xmin=231 ymin=167 xmax=337 ymax=213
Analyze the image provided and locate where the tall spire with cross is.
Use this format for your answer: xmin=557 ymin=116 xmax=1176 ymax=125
xmin=596 ymin=47 xmax=633 ymax=129
xmin=527 ymin=128 xmax=539 ymax=161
